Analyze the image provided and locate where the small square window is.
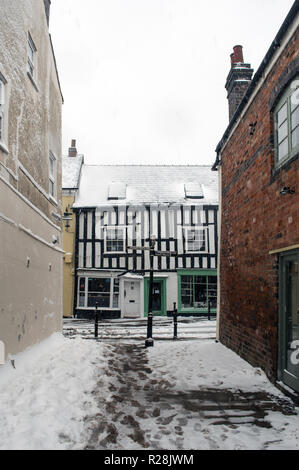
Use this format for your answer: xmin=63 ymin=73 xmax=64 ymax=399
xmin=184 ymin=227 xmax=208 ymax=253
xmin=104 ymin=227 xmax=126 ymax=253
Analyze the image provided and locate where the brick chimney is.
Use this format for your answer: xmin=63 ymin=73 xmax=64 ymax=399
xmin=43 ymin=0 xmax=51 ymax=27
xmin=225 ymin=45 xmax=254 ymax=121
xmin=68 ymin=139 xmax=78 ymax=158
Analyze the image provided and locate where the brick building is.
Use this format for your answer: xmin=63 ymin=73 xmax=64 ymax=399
xmin=0 ymin=0 xmax=63 ymax=360
xmin=213 ymin=1 xmax=299 ymax=395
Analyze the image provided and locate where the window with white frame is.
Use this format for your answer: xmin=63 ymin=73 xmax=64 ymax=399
xmin=104 ymin=227 xmax=126 ymax=253
xmin=184 ymin=227 xmax=208 ymax=253
xmin=78 ymin=276 xmax=120 ymax=309
xmin=27 ymin=32 xmax=36 ymax=78
xmin=49 ymin=151 xmax=56 ymax=198
xmin=275 ymin=77 xmax=299 ymax=166
xmin=0 ymin=75 xmax=6 ymax=142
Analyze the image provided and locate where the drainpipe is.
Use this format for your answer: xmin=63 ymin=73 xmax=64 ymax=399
xmin=216 ymin=155 xmax=222 ymax=341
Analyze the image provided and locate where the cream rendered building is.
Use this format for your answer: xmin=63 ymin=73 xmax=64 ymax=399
xmin=0 ymin=0 xmax=63 ymax=360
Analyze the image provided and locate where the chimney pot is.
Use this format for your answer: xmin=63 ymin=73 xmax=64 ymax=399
xmin=68 ymin=139 xmax=77 ymax=158
xmin=232 ymin=45 xmax=244 ymax=64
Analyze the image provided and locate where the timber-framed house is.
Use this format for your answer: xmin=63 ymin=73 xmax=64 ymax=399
xmin=71 ymin=165 xmax=218 ymax=319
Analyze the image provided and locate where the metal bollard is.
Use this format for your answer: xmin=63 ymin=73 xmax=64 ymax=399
xmin=208 ymin=299 xmax=211 ymax=321
xmin=145 ymin=312 xmax=154 ymax=347
xmin=173 ymin=302 xmax=178 ymax=340
xmin=94 ymin=302 xmax=99 ymax=338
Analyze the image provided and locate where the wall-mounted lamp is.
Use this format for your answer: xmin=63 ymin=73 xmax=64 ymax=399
xmin=280 ymin=186 xmax=295 ymax=195
xmin=52 ymin=235 xmax=59 ymax=244
xmin=249 ymin=121 xmax=257 ymax=136
xmin=62 ymin=206 xmax=72 ymax=230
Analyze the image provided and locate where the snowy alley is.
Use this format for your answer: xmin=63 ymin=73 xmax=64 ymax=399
xmin=0 ymin=317 xmax=298 ymax=451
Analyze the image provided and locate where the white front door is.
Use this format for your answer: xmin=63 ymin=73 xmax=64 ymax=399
xmin=123 ymin=280 xmax=140 ymax=318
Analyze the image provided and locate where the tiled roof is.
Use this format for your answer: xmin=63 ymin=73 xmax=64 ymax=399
xmin=62 ymin=155 xmax=84 ymax=189
xmin=73 ymin=165 xmax=218 ymax=207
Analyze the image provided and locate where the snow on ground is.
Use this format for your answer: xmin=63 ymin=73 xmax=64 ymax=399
xmin=146 ymin=341 xmax=299 ymax=450
xmin=0 ymin=319 xmax=298 ymax=450
xmin=0 ymin=333 xmax=108 ymax=450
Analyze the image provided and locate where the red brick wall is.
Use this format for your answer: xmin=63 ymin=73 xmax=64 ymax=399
xmin=219 ymin=27 xmax=299 ymax=382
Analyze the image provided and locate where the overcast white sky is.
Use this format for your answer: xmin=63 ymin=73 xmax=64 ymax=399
xmin=50 ymin=0 xmax=295 ymax=166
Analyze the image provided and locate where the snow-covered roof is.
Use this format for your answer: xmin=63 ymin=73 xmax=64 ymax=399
xmin=62 ymin=155 xmax=84 ymax=189
xmin=73 ymin=165 xmax=218 ymax=208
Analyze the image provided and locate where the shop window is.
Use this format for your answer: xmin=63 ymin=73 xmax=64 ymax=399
xmin=77 ymin=276 xmax=120 ymax=309
xmin=178 ymin=271 xmax=217 ymax=312
xmin=87 ymin=278 xmax=110 ymax=307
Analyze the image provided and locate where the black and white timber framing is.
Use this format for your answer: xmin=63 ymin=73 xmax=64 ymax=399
xmin=71 ymin=165 xmax=219 ymax=319
xmin=74 ymin=204 xmax=218 ymax=272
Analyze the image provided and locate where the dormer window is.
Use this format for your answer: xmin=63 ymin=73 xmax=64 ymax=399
xmin=108 ymin=182 xmax=126 ymax=200
xmin=184 ymin=182 xmax=204 ymax=199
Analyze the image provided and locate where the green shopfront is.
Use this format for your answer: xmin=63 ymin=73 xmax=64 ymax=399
xmin=177 ymin=269 xmax=217 ymax=315
xmin=144 ymin=270 xmax=217 ymax=317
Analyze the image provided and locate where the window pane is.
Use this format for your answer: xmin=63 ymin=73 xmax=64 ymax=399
xmin=187 ymin=229 xmax=206 ymax=252
xmin=291 ymin=89 xmax=299 ymax=111
xmin=88 ymin=293 xmax=110 ymax=308
xmin=208 ymin=276 xmax=217 ymax=308
xmin=194 ymin=276 xmax=207 ymax=308
xmin=49 ymin=179 xmax=54 ymax=196
xmin=79 ymin=293 xmax=85 ymax=307
xmin=79 ymin=278 xmax=85 ymax=292
xmin=181 ymin=275 xmax=193 ymax=308
xmin=291 ymin=126 xmax=299 ymax=149
xmin=106 ymin=228 xmax=124 ymax=252
xmin=88 ymin=278 xmax=110 ymax=293
xmin=28 ymin=43 xmax=34 ymax=62
xmin=278 ymin=138 xmax=289 ymax=161
xmin=277 ymin=102 xmax=287 ymax=126
xmin=28 ymin=60 xmax=34 ymax=76
xmin=278 ymin=120 xmax=288 ymax=144
xmin=49 ymin=157 xmax=54 ymax=177
xmin=106 ymin=229 xmax=115 ymax=240
xmin=0 ymin=80 xmax=4 ymax=105
xmin=113 ymin=278 xmax=119 ymax=308
xmin=291 ymin=106 xmax=299 ymax=131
